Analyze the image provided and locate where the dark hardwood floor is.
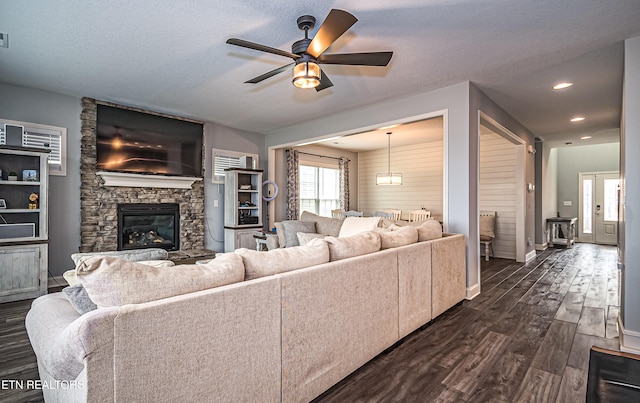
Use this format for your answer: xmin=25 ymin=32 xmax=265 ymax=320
xmin=0 ymin=244 xmax=618 ymax=402
xmin=315 ymin=243 xmax=620 ymax=402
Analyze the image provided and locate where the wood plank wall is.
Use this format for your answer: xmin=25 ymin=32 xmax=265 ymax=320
xmin=480 ymin=133 xmax=517 ymax=259
xmin=358 ymin=141 xmax=443 ymax=221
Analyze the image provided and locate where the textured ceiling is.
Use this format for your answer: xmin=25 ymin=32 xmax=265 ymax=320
xmin=1 ymin=0 xmax=639 ymax=148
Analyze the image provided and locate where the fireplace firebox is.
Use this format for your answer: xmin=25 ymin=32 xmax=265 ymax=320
xmin=117 ymin=203 xmax=180 ymax=251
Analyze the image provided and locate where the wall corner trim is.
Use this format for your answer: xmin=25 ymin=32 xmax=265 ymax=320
xmin=466 ymin=283 xmax=481 ymax=300
xmin=618 ymin=316 xmax=640 ymax=354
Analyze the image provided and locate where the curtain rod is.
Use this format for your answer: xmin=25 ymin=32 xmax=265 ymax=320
xmin=296 ymin=150 xmax=350 ymax=162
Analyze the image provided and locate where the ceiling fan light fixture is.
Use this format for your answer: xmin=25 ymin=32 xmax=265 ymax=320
xmin=292 ymin=60 xmax=321 ymax=89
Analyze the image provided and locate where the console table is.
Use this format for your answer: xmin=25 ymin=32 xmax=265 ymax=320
xmin=546 ymin=217 xmax=577 ymax=248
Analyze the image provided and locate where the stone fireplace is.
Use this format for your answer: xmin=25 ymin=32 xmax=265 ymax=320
xmin=79 ymin=98 xmax=205 ymax=253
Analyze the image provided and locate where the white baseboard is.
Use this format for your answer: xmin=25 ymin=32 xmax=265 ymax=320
xmin=466 ymin=283 xmax=480 ymax=300
xmin=48 ymin=275 xmax=68 ymax=288
xmin=535 ymin=243 xmax=548 ymax=251
xmin=618 ymin=316 xmax=640 ymax=354
xmin=525 ymin=250 xmax=537 ymax=262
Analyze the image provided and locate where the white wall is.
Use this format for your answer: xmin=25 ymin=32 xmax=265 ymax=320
xmin=203 ymin=123 xmax=265 ymax=252
xmin=480 ymin=133 xmax=517 ymax=259
xmin=619 ymin=35 xmax=640 ymax=351
xmin=555 ymin=143 xmax=620 ymax=220
xmin=358 ymin=141 xmax=443 ymax=220
xmin=265 ymin=82 xmax=476 ymax=293
xmin=0 ymin=82 xmax=82 ymax=276
xmin=540 ymin=145 xmax=558 ymax=246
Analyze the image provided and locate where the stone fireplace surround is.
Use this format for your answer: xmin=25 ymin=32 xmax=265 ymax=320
xmin=79 ymin=98 xmax=205 ymax=253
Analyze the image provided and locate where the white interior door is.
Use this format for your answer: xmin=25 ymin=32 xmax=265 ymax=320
xmin=579 ymin=172 xmax=619 ymax=245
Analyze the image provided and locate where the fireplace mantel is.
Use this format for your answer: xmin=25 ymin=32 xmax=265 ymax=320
xmin=97 ymin=171 xmax=203 ymax=189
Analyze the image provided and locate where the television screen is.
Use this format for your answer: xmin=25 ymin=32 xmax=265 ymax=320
xmin=96 ymin=105 xmax=203 ymax=177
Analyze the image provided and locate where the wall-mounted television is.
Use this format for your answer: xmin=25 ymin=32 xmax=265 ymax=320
xmin=96 ymin=104 xmax=203 ymax=177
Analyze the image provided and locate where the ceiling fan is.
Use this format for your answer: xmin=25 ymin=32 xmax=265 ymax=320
xmin=226 ymin=9 xmax=393 ymax=91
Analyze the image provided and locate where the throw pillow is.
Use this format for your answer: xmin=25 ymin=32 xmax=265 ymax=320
xmin=338 ymin=216 xmax=382 ymax=238
xmin=70 ymin=248 xmax=169 ymax=265
xmin=76 ymin=253 xmax=245 ymax=308
xmin=480 ymin=215 xmax=496 ymax=238
xmin=417 ymin=219 xmax=443 ymax=241
xmin=281 ymin=220 xmax=316 ymax=247
xmin=300 ymin=211 xmax=343 ymax=236
xmin=237 ymin=237 xmax=330 ymax=280
xmin=324 ymin=231 xmax=381 ymax=261
xmin=379 ymin=226 xmax=419 ymax=249
xmin=297 ymin=232 xmax=325 ymax=245
xmin=62 ymin=283 xmax=98 ymax=314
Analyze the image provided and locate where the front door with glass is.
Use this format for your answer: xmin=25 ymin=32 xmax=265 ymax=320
xmin=579 ymin=172 xmax=619 ymax=245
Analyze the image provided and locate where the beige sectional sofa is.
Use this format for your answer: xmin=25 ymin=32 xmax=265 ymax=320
xmin=26 ymin=226 xmax=466 ymax=403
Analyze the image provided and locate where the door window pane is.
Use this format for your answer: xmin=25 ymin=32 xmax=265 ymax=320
xmin=583 ymin=179 xmax=592 ymax=234
xmin=604 ymin=179 xmax=620 ymax=221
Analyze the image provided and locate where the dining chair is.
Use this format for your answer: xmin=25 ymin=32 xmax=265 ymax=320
xmin=373 ymin=211 xmax=394 ymax=219
xmin=382 ymin=209 xmax=402 ymax=221
xmin=331 ymin=209 xmax=345 ymax=219
xmin=344 ymin=210 xmax=364 ymax=217
xmin=479 ymin=211 xmax=496 ymax=261
xmin=409 ymin=209 xmax=431 ymax=222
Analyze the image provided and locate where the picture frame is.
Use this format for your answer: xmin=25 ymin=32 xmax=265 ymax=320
xmin=22 ymin=169 xmax=37 ymax=181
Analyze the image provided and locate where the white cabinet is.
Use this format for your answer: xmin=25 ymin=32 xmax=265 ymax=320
xmin=0 ymin=244 xmax=48 ymax=302
xmin=0 ymin=146 xmax=49 ymax=302
xmin=224 ymin=168 xmax=263 ymax=252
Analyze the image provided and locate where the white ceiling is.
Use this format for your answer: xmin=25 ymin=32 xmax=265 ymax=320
xmin=1 ymin=0 xmax=639 ymax=150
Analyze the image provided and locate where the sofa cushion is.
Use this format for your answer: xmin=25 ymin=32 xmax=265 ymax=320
xmin=417 ymin=219 xmax=443 ymax=241
xmin=281 ymin=220 xmax=316 ymax=247
xmin=297 ymin=232 xmax=325 ymax=246
xmin=76 ymin=253 xmax=245 ymax=308
xmin=70 ymin=248 xmax=169 ymax=265
xmin=237 ymin=238 xmax=330 ymax=280
xmin=300 ymin=211 xmax=343 ymax=236
xmin=338 ymin=216 xmax=381 ymax=238
xmin=324 ymin=231 xmax=381 ymax=261
xmin=62 ymin=283 xmax=98 ymax=314
xmin=63 ymin=259 xmax=174 ymax=287
xmin=379 ymin=226 xmax=419 ymax=249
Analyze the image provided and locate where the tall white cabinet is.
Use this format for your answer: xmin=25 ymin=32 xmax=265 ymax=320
xmin=0 ymin=146 xmax=49 ymax=303
xmin=224 ymin=168 xmax=263 ymax=252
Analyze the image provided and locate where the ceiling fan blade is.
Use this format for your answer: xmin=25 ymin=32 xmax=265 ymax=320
xmin=316 ymin=70 xmax=334 ymax=92
xmin=245 ymin=63 xmax=295 ymax=84
xmin=307 ymin=9 xmax=358 ymax=58
xmin=318 ymin=52 xmax=393 ymax=66
xmin=226 ymin=38 xmax=299 ymax=60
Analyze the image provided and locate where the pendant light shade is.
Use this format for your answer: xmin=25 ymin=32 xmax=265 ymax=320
xmin=376 ymin=132 xmax=402 ymax=185
xmin=292 ymin=60 xmax=321 ymax=89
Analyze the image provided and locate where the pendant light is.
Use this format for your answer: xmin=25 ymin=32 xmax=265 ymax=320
xmin=376 ymin=132 xmax=402 ymax=185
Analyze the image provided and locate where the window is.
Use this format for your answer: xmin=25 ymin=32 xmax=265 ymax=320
xmin=211 ymin=148 xmax=259 ymax=184
xmin=604 ymin=179 xmax=620 ymax=221
xmin=0 ymin=119 xmax=67 ymax=176
xmin=582 ymin=179 xmax=593 ymax=234
xmin=299 ymin=164 xmax=339 ymax=217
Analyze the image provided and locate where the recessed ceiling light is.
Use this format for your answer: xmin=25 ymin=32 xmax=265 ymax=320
xmin=580 ymin=135 xmax=592 ymax=140
xmin=379 ymin=124 xmax=399 ymax=130
xmin=553 ymin=82 xmax=573 ymax=90
xmin=570 ymin=116 xmax=586 ymax=122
